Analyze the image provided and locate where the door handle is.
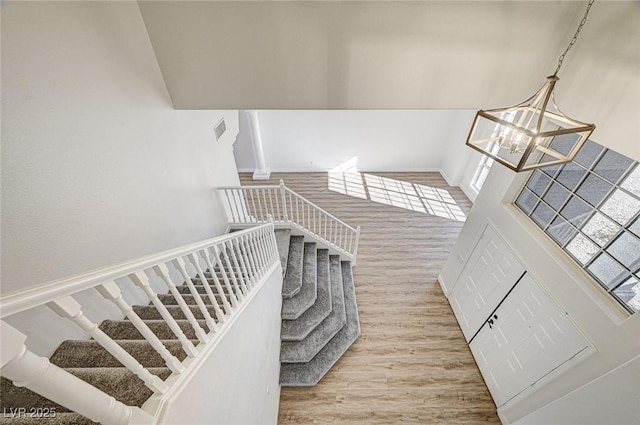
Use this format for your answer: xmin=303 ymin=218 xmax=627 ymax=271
xmin=487 ymin=314 xmax=498 ymax=329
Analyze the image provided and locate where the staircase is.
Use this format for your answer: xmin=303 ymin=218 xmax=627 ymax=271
xmin=273 ymin=229 xmax=360 ymax=386
xmin=1 ymin=224 xmax=360 ymax=423
xmin=1 ymin=265 xmax=236 ymax=424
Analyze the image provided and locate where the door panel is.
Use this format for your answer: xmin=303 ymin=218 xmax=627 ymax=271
xmin=470 ymin=274 xmax=588 ymax=407
xmin=448 ymin=225 xmax=526 ymax=341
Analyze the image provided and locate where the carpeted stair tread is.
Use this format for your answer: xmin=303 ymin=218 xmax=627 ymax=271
xmin=1 ymin=368 xmax=170 ymax=414
xmin=50 ymin=340 xmax=191 ymax=368
xmin=282 ymin=236 xmax=304 ymax=298
xmin=274 ymin=229 xmax=291 ymax=275
xmin=99 ymin=319 xmax=207 ymax=340
xmin=132 ymin=304 xmax=217 ymax=321
xmin=0 ymin=413 xmax=98 ymax=425
xmin=281 ymin=249 xmax=332 ymax=341
xmin=210 ymin=269 xmax=250 ymax=282
xmin=182 ymin=283 xmax=233 ymax=296
xmin=156 ymin=293 xmax=226 ymax=306
xmin=280 ymin=260 xmax=360 ymax=386
xmin=279 ymin=255 xmax=346 ymax=363
xmin=281 ymin=243 xmax=317 ymax=320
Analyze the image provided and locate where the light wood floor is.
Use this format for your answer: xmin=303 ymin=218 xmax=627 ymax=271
xmin=239 ymin=172 xmax=500 ymax=425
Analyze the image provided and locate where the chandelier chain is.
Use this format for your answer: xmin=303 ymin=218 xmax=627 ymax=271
xmin=554 ymin=0 xmax=596 ymax=76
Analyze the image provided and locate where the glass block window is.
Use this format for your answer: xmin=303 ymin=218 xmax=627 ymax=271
xmin=515 ymin=140 xmax=640 ymax=314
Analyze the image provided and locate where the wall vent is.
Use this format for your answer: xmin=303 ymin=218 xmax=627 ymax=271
xmin=214 ymin=118 xmax=226 ymax=141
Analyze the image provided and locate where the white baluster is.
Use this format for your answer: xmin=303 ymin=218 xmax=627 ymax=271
xmin=187 ymin=252 xmax=227 ymax=321
xmin=333 ymin=221 xmax=338 ymax=248
xmin=225 ymin=240 xmax=249 ymax=294
xmin=250 ymin=228 xmax=267 ymax=275
xmin=323 ymin=215 xmax=327 ymax=240
xmin=1 ymin=322 xmax=153 ymax=425
xmin=280 ymin=180 xmax=289 ymax=222
xmin=353 ymin=226 xmax=361 ymax=265
xmin=225 ymin=190 xmax=235 ymax=223
xmin=220 ymin=243 xmax=245 ymax=297
xmin=288 ymin=191 xmax=294 ymax=224
xmin=257 ymin=226 xmax=270 ymax=271
xmin=232 ymin=238 xmax=253 ymax=289
xmin=130 ymin=271 xmax=198 ymax=357
xmin=264 ymin=219 xmax=276 ymax=262
xmin=249 ymin=190 xmax=258 ymax=222
xmin=96 ymin=282 xmax=185 ymax=374
xmin=236 ymin=190 xmax=247 ymax=223
xmin=269 ymin=226 xmax=278 ymax=262
xmin=266 ymin=226 xmax=276 ymax=265
xmin=172 ymin=258 xmax=218 ymax=333
xmin=214 ymin=245 xmax=244 ymax=301
xmin=210 ymin=246 xmax=243 ymax=302
xmin=262 ymin=189 xmax=270 ymax=219
xmin=268 ymin=225 xmax=278 ymax=263
xmin=227 ymin=240 xmax=251 ymax=291
xmin=256 ymin=189 xmax=264 ymax=221
xmin=268 ymin=189 xmax=276 ymax=219
xmin=314 ymin=208 xmax=317 ymax=235
xmin=243 ymin=235 xmax=259 ymax=283
xmin=273 ymin=188 xmax=281 ymax=221
xmin=47 ymin=297 xmax=169 ymax=394
xmin=202 ymin=248 xmax=237 ymax=309
xmin=241 ymin=234 xmax=259 ymax=282
xmin=153 ymin=264 xmax=209 ymax=344
xmin=222 ymin=190 xmax=233 ymax=223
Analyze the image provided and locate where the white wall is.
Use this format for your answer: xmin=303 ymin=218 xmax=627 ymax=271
xmin=235 ymin=109 xmax=475 ymax=173
xmin=1 ymin=1 xmax=241 ymax=294
xmin=439 ymin=143 xmax=640 ymax=424
xmin=513 ymin=355 xmax=640 ymax=425
xmin=160 ymin=267 xmax=282 ymax=425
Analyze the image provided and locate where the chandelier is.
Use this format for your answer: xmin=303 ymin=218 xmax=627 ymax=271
xmin=465 ymin=0 xmax=596 ymax=172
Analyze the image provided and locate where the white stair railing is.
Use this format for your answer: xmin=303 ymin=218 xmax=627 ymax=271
xmin=0 ymin=223 xmax=279 ymax=425
xmin=218 ymin=180 xmax=361 ymax=263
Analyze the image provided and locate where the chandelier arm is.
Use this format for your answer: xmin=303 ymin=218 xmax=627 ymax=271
xmin=535 ymin=78 xmax=558 ymax=132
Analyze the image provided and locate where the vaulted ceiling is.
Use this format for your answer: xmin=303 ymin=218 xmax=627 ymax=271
xmin=138 ymin=1 xmax=639 ymax=157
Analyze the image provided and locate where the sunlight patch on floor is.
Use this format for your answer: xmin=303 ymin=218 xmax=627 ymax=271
xmin=328 ymin=158 xmax=466 ymax=222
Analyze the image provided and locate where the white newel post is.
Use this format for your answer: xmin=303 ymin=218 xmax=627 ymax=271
xmin=247 ymin=110 xmax=271 ymax=180
xmin=0 ymin=321 xmax=154 ymax=425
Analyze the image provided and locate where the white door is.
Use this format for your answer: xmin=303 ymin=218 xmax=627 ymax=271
xmin=470 ymin=274 xmax=589 ymax=407
xmin=448 ymin=225 xmax=525 ymax=341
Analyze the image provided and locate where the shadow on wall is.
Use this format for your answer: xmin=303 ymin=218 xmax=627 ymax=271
xmin=328 ymin=157 xmax=466 ymax=222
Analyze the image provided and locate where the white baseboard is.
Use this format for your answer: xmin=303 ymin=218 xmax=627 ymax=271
xmin=459 ymin=183 xmax=478 ymax=204
xmin=438 ymin=168 xmax=458 ymax=187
